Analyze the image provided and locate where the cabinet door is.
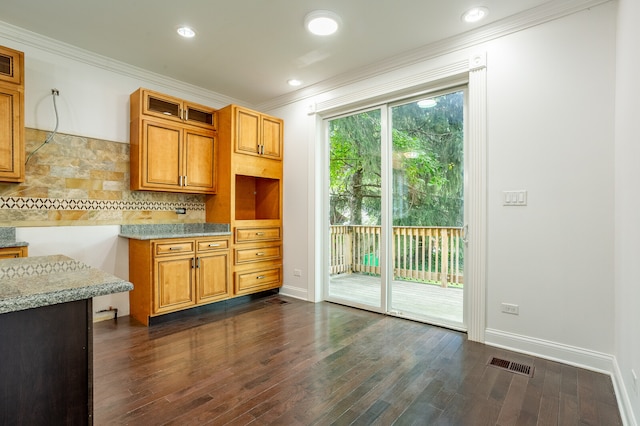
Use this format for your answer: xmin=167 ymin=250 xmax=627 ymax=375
xmin=142 ymin=90 xmax=183 ymax=124
xmin=142 ymin=120 xmax=182 ymax=190
xmin=197 ymin=251 xmax=230 ymax=303
xmin=0 ymin=46 xmax=23 ymax=85
xmin=154 ymin=256 xmax=196 ymax=313
xmin=235 ymin=108 xmax=260 ymax=155
xmin=184 ymin=129 xmax=216 ymax=193
xmin=0 ymin=85 xmax=24 ymax=182
xmin=184 ymin=102 xmax=216 ymax=129
xmin=261 ymin=115 xmax=283 ymax=160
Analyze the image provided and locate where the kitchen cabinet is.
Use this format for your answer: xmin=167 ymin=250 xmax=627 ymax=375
xmin=226 ymin=105 xmax=283 ymax=160
xmin=0 ymin=45 xmax=24 ymax=183
xmin=130 ymin=88 xmax=217 ymax=194
xmin=128 ymin=236 xmax=230 ymax=325
xmin=0 ymin=246 xmax=27 ymax=259
xmin=140 ymin=89 xmax=216 ymax=130
xmin=233 ymin=225 xmax=282 ymax=295
xmin=206 ymin=106 xmax=284 ymax=297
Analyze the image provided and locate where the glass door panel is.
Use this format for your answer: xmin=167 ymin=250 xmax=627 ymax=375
xmin=327 ymin=109 xmax=383 ymax=310
xmin=390 ymin=91 xmax=465 ymax=328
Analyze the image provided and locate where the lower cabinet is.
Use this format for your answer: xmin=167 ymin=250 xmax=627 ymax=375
xmin=0 ymin=246 xmax=28 ymax=259
xmin=235 ymin=266 xmax=282 ymax=295
xmin=128 ymin=236 xmax=230 ymax=325
xmin=233 ymin=225 xmax=282 ymax=296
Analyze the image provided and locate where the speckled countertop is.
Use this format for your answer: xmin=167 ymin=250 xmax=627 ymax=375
xmin=119 ymin=223 xmax=231 ymax=240
xmin=0 ymin=227 xmax=28 ymax=248
xmin=0 ymin=254 xmax=133 ymax=314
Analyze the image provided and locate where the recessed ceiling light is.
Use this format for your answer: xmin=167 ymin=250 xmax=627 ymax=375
xmin=417 ymin=99 xmax=437 ymax=108
xmin=288 ymin=79 xmax=302 ymax=87
xmin=462 ymin=7 xmax=489 ymax=23
xmin=305 ymin=10 xmax=340 ymax=36
xmin=177 ymin=26 xmax=196 ymax=38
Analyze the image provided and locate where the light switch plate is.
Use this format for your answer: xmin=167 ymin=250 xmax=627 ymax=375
xmin=503 ymin=190 xmax=527 ymax=206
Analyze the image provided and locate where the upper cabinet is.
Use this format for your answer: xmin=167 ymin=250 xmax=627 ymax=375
xmin=0 ymin=45 xmax=24 ymax=183
xmin=130 ymin=88 xmax=217 ymax=194
xmin=141 ymin=90 xmax=217 ymax=130
xmin=232 ymin=106 xmax=283 ymax=160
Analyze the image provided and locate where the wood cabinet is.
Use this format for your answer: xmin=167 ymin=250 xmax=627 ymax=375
xmin=227 ymin=105 xmax=283 ymax=160
xmin=130 ymin=88 xmax=217 ymax=194
xmin=0 ymin=246 xmax=28 ymax=259
xmin=0 ymin=45 xmax=24 ymax=183
xmin=128 ymin=236 xmax=230 ymax=325
xmin=207 ymin=106 xmax=284 ymax=297
xmin=140 ymin=89 xmax=216 ymax=130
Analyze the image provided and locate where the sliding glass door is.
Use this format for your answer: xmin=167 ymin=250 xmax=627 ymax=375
xmin=326 ymin=89 xmax=466 ymax=330
xmin=327 ymin=108 xmax=384 ymax=311
xmin=389 ymin=92 xmax=465 ymax=328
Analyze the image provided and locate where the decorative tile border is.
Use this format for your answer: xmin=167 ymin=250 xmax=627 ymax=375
xmin=0 ymin=259 xmax=90 ymax=279
xmin=0 ymin=196 xmax=205 ymax=212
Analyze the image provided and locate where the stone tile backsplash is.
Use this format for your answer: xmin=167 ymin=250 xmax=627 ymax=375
xmin=0 ymin=128 xmax=206 ymax=226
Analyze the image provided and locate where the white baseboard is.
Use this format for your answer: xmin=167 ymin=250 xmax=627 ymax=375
xmin=486 ymin=328 xmax=637 ymax=426
xmin=485 ymin=328 xmax=614 ymax=374
xmin=612 ymin=357 xmax=638 ymax=426
xmin=279 ymin=285 xmax=308 ymax=301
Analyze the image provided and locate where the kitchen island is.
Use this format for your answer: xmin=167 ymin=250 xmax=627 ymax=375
xmin=0 ymin=255 xmax=133 ymax=425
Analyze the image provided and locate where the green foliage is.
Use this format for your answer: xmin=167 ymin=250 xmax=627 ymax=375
xmin=329 ymin=91 xmax=464 ymax=227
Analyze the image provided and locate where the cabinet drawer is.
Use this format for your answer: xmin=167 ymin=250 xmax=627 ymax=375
xmin=235 ymin=227 xmax=281 ymax=243
xmin=154 ymin=241 xmax=194 ymax=256
xmin=197 ymin=239 xmax=229 ymax=252
xmin=235 ymin=266 xmax=281 ymax=294
xmin=235 ymin=245 xmax=281 ymax=264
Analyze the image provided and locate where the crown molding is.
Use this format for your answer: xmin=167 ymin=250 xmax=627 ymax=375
xmin=0 ymin=20 xmax=244 ymax=109
xmin=257 ymin=0 xmax=612 ymax=111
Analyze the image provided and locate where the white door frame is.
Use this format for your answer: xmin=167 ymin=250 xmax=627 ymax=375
xmin=310 ymin=53 xmax=487 ymax=342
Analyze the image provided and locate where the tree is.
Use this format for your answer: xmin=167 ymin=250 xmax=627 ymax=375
xmin=329 ymin=91 xmax=464 ymax=227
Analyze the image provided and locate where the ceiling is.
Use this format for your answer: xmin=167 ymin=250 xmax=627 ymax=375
xmin=0 ymin=0 xmax=559 ymax=105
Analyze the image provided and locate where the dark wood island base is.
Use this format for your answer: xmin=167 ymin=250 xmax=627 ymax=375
xmin=0 ymin=255 xmax=133 ymax=426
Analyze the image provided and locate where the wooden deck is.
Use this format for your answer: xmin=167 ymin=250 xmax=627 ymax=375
xmin=328 ymin=272 xmax=464 ymax=325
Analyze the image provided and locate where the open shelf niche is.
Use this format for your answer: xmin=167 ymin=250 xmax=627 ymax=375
xmin=234 ymin=175 xmax=280 ymax=221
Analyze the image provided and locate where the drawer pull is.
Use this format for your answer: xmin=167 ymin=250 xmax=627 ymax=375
xmin=169 ymin=246 xmax=182 ymax=251
xmin=256 ymin=275 xmax=266 ymax=279
xmin=256 ymin=252 xmax=265 ymax=256
xmin=255 ymin=232 xmax=265 ymax=236
xmin=209 ymin=243 xmax=221 ymax=247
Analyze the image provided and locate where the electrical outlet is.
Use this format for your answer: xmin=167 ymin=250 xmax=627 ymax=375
xmin=293 ymin=268 xmax=302 ymax=277
xmin=501 ymin=303 xmax=519 ymax=315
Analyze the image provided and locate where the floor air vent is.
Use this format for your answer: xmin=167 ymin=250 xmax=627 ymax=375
xmin=488 ymin=357 xmax=534 ymax=377
xmin=264 ymin=298 xmax=289 ymax=305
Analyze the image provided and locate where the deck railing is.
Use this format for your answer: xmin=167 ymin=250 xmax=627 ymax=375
xmin=330 ymin=225 xmax=464 ymax=287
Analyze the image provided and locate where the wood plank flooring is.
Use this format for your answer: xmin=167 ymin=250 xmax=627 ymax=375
xmin=93 ymin=295 xmax=622 ymax=425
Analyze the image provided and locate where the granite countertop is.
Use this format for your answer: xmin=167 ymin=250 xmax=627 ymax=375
xmin=119 ymin=223 xmax=231 ymax=240
xmin=0 ymin=227 xmax=28 ymax=248
xmin=0 ymin=254 xmax=133 ymax=314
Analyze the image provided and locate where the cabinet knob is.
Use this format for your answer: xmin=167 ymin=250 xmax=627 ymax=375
xmin=256 ymin=275 xmax=266 ymax=280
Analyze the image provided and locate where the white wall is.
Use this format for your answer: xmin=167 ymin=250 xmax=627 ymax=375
xmin=614 ymin=0 xmax=640 ymax=423
xmin=277 ymin=1 xmax=618 ymax=368
xmin=485 ymin=7 xmax=615 ymax=353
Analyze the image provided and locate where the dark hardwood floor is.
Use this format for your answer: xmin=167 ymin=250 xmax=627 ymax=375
xmin=93 ymin=295 xmax=622 ymax=425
